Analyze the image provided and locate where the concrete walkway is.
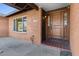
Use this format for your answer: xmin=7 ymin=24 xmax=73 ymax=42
xmin=0 ymin=37 xmax=65 ymax=56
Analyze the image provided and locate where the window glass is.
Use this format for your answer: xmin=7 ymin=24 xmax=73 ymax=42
xmin=17 ymin=18 xmax=23 ymax=32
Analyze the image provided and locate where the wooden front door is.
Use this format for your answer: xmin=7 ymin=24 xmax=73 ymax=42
xmin=48 ymin=11 xmax=63 ymax=39
xmin=47 ymin=8 xmax=69 ymax=40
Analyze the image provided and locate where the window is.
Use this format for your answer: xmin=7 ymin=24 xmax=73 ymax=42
xmin=13 ymin=17 xmax=27 ymax=32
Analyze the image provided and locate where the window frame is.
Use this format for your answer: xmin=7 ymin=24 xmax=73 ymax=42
xmin=13 ymin=16 xmax=27 ymax=33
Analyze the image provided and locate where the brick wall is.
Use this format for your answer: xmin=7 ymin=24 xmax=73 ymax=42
xmin=8 ymin=9 xmax=42 ymax=45
xmin=0 ymin=16 xmax=9 ymax=37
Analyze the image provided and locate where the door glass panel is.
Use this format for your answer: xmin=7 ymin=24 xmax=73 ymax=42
xmin=64 ymin=12 xmax=68 ymax=26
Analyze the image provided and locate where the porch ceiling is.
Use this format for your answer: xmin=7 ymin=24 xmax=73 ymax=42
xmin=35 ymin=3 xmax=70 ymax=12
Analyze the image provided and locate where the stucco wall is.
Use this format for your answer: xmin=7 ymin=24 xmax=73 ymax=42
xmin=8 ymin=9 xmax=42 ymax=45
xmin=0 ymin=16 xmax=9 ymax=37
xmin=70 ymin=4 xmax=79 ymax=56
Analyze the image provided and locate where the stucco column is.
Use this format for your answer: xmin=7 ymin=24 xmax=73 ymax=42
xmin=33 ymin=7 xmax=42 ymax=45
xmin=37 ymin=8 xmax=42 ymax=45
xmin=70 ymin=4 xmax=79 ymax=55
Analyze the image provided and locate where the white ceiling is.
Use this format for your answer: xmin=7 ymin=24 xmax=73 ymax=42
xmin=35 ymin=3 xmax=70 ymax=11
